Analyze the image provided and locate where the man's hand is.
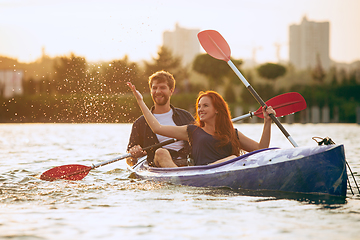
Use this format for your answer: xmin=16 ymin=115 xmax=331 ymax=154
xmin=126 ymin=145 xmax=147 ymax=166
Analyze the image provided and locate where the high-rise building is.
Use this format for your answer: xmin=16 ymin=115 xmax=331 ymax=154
xmin=289 ymin=16 xmax=330 ymax=70
xmin=163 ymin=23 xmax=200 ymax=67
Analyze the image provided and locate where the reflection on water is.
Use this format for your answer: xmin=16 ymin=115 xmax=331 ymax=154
xmin=1 ymin=123 xmax=360 ymax=239
xmin=232 ymin=188 xmax=347 ymax=206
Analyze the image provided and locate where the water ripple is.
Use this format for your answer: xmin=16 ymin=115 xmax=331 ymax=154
xmin=1 ymin=123 xmax=360 ymax=239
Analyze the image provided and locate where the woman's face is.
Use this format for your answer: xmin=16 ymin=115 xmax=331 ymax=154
xmin=197 ymin=96 xmax=218 ymax=123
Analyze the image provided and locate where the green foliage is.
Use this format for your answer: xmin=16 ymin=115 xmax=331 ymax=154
xmin=144 ymin=46 xmax=182 ymax=77
xmin=192 ymin=54 xmax=243 ymax=90
xmin=192 ymin=54 xmax=230 ymax=89
xmin=143 ymin=46 xmax=189 ymax=92
xmin=257 ymin=63 xmax=286 ymax=81
xmin=193 ymin=54 xmax=229 ymax=79
xmin=53 ymin=53 xmax=87 ymax=94
xmin=240 ymin=83 xmax=276 ymax=107
xmin=311 ymin=54 xmax=326 ymax=83
xmin=101 ymin=56 xmax=145 ymax=94
xmin=170 ymin=93 xmax=198 ymax=113
xmin=0 ymin=93 xmax=198 ymax=123
xmin=290 ymin=78 xmax=360 ymax=123
xmin=0 ymin=94 xmax=140 ymax=123
xmin=338 ymin=99 xmax=357 ymax=123
xmin=1 ymin=53 xmax=359 ymax=123
xmin=224 ymin=84 xmax=236 ymax=103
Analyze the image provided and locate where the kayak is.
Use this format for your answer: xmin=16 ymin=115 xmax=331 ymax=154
xmin=129 ymin=144 xmax=347 ymax=197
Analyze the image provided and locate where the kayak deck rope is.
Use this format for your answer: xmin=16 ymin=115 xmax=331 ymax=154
xmin=313 ymin=136 xmax=360 ymax=195
xmin=312 ymin=136 xmax=335 ymax=145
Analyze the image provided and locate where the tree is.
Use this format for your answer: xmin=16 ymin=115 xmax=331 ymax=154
xmin=102 ymin=56 xmax=144 ymax=94
xmin=53 ymin=53 xmax=86 ymax=94
xmin=224 ymin=83 xmax=236 ymax=103
xmin=312 ymin=54 xmax=326 ymax=83
xmin=257 ymin=63 xmax=286 ymax=81
xmin=240 ymin=83 xmax=276 ymax=106
xmin=144 ymin=46 xmax=189 ymax=92
xmin=193 ymin=54 xmax=235 ymax=90
xmin=144 ymin=46 xmax=182 ymax=76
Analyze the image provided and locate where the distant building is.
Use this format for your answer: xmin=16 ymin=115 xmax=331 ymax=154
xmin=163 ymin=23 xmax=200 ymax=67
xmin=289 ymin=16 xmax=330 ymax=70
xmin=0 ymin=70 xmax=24 ymax=98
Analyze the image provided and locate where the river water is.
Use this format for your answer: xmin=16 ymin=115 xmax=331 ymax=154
xmin=1 ymin=123 xmax=359 ymax=240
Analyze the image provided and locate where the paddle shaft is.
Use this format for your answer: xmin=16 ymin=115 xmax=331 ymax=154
xmin=91 ymin=138 xmax=178 ymax=169
xmin=227 ymin=61 xmax=299 ymax=147
xmin=40 ymin=138 xmax=179 ymax=181
xmin=232 ymin=112 xmax=253 ymax=122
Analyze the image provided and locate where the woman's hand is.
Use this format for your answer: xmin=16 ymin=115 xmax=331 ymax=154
xmin=262 ymin=106 xmax=276 ymax=122
xmin=127 ymin=82 xmax=143 ymax=102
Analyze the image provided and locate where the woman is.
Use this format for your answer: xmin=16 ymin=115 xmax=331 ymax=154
xmin=127 ymin=82 xmax=276 ymax=167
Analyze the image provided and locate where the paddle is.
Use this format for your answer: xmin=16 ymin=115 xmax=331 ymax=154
xmin=40 ymin=138 xmax=178 ymax=181
xmin=232 ymin=92 xmax=306 ymax=122
xmin=198 ymin=30 xmax=299 ymax=147
xmin=40 ymin=92 xmax=305 ymax=181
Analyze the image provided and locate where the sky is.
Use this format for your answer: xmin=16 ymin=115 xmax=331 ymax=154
xmin=0 ymin=0 xmax=359 ymax=64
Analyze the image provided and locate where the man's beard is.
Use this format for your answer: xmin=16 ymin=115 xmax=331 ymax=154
xmin=152 ymin=94 xmax=169 ymax=106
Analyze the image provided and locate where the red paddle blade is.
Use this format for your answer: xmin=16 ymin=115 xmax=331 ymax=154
xmin=254 ymin=92 xmax=307 ymax=118
xmin=197 ymin=30 xmax=231 ymax=61
xmin=40 ymin=164 xmax=92 ymax=181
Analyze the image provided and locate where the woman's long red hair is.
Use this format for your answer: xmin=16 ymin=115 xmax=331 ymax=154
xmin=195 ymin=91 xmax=241 ymax=156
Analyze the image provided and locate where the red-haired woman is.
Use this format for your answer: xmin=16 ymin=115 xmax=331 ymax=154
xmin=127 ymin=82 xmax=275 ymax=167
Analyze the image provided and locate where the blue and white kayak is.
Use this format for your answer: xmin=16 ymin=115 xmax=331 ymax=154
xmin=129 ymin=144 xmax=347 ymax=196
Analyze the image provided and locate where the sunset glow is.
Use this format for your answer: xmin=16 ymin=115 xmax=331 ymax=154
xmin=0 ymin=0 xmax=359 ymax=64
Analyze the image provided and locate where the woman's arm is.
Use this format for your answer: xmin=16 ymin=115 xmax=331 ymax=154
xmin=258 ymin=106 xmax=274 ymax=149
xmin=127 ymin=82 xmax=188 ymax=141
xmin=238 ymin=106 xmax=275 ymax=152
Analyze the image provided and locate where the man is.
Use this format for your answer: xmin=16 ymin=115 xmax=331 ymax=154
xmin=126 ymin=70 xmax=194 ymax=167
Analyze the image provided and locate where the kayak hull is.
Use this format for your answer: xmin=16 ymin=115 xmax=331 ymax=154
xmin=130 ymin=145 xmax=347 ymax=196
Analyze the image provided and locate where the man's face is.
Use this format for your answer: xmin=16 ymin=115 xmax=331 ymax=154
xmin=150 ymin=80 xmax=173 ymax=106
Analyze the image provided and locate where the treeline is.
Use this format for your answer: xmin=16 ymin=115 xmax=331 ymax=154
xmin=241 ymin=63 xmax=360 ymax=123
xmin=0 ymin=47 xmax=359 ymax=123
xmin=0 ymin=47 xmax=204 ymax=123
xmin=290 ymin=76 xmax=360 ymax=123
xmin=0 ymin=93 xmax=199 ymax=123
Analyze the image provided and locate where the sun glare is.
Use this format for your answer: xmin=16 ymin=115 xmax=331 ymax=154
xmin=0 ymin=0 xmax=359 ymax=64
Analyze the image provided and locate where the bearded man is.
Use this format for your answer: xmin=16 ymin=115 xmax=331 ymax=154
xmin=126 ymin=70 xmax=194 ymax=167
